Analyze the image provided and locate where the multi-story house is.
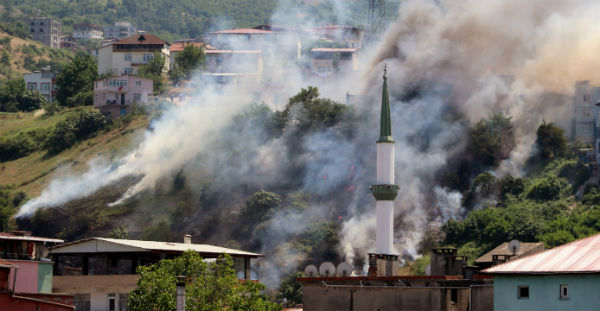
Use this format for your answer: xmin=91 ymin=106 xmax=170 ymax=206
xmin=97 ymin=33 xmax=170 ymax=76
xmin=312 ymin=25 xmax=365 ymax=49
xmin=572 ymin=81 xmax=600 ymax=163
xmin=50 ymin=235 xmax=261 ymax=311
xmin=103 ymin=22 xmax=137 ymax=40
xmin=0 ymin=231 xmax=73 ymax=310
xmin=73 ymin=23 xmax=103 ymax=41
xmin=24 ymin=67 xmax=57 ymax=103
xmin=310 ymin=47 xmax=358 ymax=78
xmin=27 ymin=16 xmax=61 ymax=48
xmin=93 ymin=75 xmax=153 ymax=119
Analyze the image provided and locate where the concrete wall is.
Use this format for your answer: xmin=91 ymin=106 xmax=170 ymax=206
xmin=302 ymin=283 xmax=480 ymax=311
xmin=54 ymin=275 xmax=138 ymax=311
xmin=494 ymin=274 xmax=600 ymax=311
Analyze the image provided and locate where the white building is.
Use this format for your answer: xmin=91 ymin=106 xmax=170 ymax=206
xmin=73 ymin=23 xmax=103 ymax=40
xmin=97 ymin=33 xmax=170 ymax=76
xmin=93 ymin=75 xmax=153 ymax=120
xmin=103 ymin=22 xmax=137 ymax=40
xmin=23 ymin=67 xmax=57 ymax=102
xmin=51 ymin=236 xmax=261 ymax=311
xmin=573 ymin=81 xmax=600 ymax=162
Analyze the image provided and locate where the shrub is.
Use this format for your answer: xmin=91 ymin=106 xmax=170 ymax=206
xmin=528 ymin=177 xmax=562 ymax=201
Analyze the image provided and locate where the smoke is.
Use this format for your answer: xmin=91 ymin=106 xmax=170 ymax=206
xmin=15 ymin=0 xmax=600 ymax=286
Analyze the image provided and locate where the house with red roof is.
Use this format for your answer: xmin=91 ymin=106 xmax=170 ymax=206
xmin=484 ymin=232 xmax=600 ymax=311
xmin=97 ymin=33 xmax=170 ymax=76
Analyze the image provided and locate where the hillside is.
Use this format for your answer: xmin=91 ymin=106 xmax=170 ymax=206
xmin=0 ymin=30 xmax=73 ymax=81
xmin=0 ymin=108 xmax=149 ymax=229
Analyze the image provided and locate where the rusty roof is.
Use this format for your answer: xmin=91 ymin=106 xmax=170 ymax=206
xmin=475 ymin=242 xmax=545 ymax=263
xmin=211 ymin=28 xmax=280 ymax=35
xmin=170 ymin=42 xmax=205 ymax=52
xmin=484 ymin=233 xmax=600 ymax=274
xmin=115 ymin=33 xmax=169 ymax=45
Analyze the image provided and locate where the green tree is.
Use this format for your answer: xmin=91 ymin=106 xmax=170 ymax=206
xmin=55 ymin=52 xmax=98 ymax=107
xmin=468 ymin=113 xmax=514 ymax=167
xmin=501 ymin=175 xmax=525 ymax=198
xmin=240 ymin=190 xmax=282 ymax=224
xmin=275 ymin=86 xmax=349 ymax=132
xmin=0 ymin=78 xmax=26 ymax=112
xmin=138 ymin=51 xmax=166 ymax=95
xmin=536 ymin=121 xmax=568 ymax=160
xmin=277 ymin=271 xmax=305 ymax=306
xmin=472 ymin=171 xmax=497 ymax=197
xmin=128 ymin=251 xmax=280 ymax=311
xmin=170 ymin=44 xmax=205 ymax=84
xmin=18 ymin=90 xmax=47 ymax=111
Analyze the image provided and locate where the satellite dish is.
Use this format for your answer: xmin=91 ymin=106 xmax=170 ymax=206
xmin=337 ymin=262 xmax=352 ymax=277
xmin=319 ymin=262 xmax=336 ymax=277
xmin=304 ymin=264 xmax=318 ymax=277
xmin=508 ymin=240 xmax=521 ymax=255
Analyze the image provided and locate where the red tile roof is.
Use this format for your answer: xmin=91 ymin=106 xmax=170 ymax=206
xmin=210 ymin=28 xmax=280 ymax=34
xmin=115 ymin=33 xmax=169 ymax=45
xmin=484 ymin=233 xmax=600 ymax=274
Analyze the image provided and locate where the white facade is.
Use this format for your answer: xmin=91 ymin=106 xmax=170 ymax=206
xmin=23 ymin=70 xmax=56 ymax=102
xmin=103 ymin=22 xmax=137 ymax=40
xmin=97 ymin=42 xmax=170 ymax=76
xmin=73 ymin=24 xmax=103 ymax=40
xmin=375 ymin=142 xmax=395 ymax=255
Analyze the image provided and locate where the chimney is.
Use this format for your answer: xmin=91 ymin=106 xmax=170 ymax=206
xmin=183 ymin=234 xmax=192 ymax=244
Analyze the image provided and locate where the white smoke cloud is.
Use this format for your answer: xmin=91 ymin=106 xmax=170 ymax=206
xmin=17 ymin=0 xmax=600 ymax=286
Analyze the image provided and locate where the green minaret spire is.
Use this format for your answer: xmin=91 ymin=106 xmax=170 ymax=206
xmin=378 ymin=65 xmax=394 ymax=143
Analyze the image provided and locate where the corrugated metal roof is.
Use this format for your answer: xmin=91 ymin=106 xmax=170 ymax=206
xmin=0 ymin=232 xmax=63 ymax=244
xmin=484 ymin=233 xmax=600 ymax=274
xmin=211 ymin=28 xmax=280 ymax=34
xmin=51 ymin=237 xmax=261 ymax=258
xmin=475 ymin=242 xmax=545 ymax=263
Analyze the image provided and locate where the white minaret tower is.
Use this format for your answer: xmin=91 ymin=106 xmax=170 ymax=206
xmin=368 ymin=67 xmax=399 ymax=276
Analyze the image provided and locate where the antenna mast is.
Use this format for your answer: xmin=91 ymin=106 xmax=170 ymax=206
xmin=368 ymin=0 xmax=386 ymax=34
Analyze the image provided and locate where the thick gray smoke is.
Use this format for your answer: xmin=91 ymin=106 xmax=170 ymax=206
xmin=16 ymin=0 xmax=598 ymax=284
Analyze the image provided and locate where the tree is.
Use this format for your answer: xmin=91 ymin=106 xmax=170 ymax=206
xmin=128 ymin=251 xmax=280 ymax=311
xmin=55 ymin=52 xmax=98 ymax=107
xmin=536 ymin=121 xmax=568 ymax=160
xmin=501 ymin=175 xmax=525 ymax=198
xmin=240 ymin=190 xmax=281 ymax=224
xmin=472 ymin=171 xmax=497 ymax=197
xmin=277 ymin=271 xmax=304 ymax=306
xmin=275 ymin=86 xmax=349 ymax=132
xmin=138 ymin=51 xmax=166 ymax=95
xmin=0 ymin=78 xmax=25 ymax=112
xmin=468 ymin=113 xmax=514 ymax=167
xmin=170 ymin=44 xmax=205 ymax=84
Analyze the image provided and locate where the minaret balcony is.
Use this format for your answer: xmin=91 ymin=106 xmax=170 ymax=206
xmin=370 ymin=184 xmax=399 ymax=200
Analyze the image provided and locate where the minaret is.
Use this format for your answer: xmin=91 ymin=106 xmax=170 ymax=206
xmin=368 ymin=66 xmax=399 ymax=277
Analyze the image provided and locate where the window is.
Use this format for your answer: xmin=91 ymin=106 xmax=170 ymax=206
xmin=27 ymin=82 xmax=37 ymax=91
xmin=135 ymin=80 xmax=141 ymax=86
xmin=30 ymin=22 xmax=34 ymax=26
xmin=124 ymin=68 xmax=133 ymax=74
xmin=560 ymin=284 xmax=568 ymax=299
xmin=41 ymin=83 xmax=50 ymax=91
xmin=143 ymin=54 xmax=153 ymax=62
xmin=120 ymin=107 xmax=127 ymax=116
xmin=30 ymin=28 xmax=34 ymax=33
xmin=73 ymin=294 xmax=90 ymax=311
xmin=109 ymin=79 xmax=128 ymax=87
xmin=518 ymin=286 xmax=529 ymax=299
xmin=108 ymin=293 xmax=116 ymax=311
xmin=450 ymin=289 xmax=458 ymax=304
xmin=40 ymin=22 xmax=44 ymax=26
xmin=124 ymin=54 xmax=132 ymax=61
xmin=133 ymin=93 xmax=141 ymax=101
xmin=119 ymin=293 xmax=129 ymax=311
xmin=40 ymin=29 xmax=43 ymax=32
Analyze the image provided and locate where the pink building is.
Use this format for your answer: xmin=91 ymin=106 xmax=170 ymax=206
xmin=93 ymin=75 xmax=153 ymax=120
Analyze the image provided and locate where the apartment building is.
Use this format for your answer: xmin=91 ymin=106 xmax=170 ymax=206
xmin=27 ymin=16 xmax=61 ymax=48
xmin=97 ymin=33 xmax=170 ymax=76
xmin=103 ymin=22 xmax=137 ymax=40
xmin=73 ymin=23 xmax=103 ymax=40
xmin=93 ymin=75 xmax=153 ymax=119
xmin=23 ymin=67 xmax=57 ymax=103
xmin=51 ymin=236 xmax=261 ymax=311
